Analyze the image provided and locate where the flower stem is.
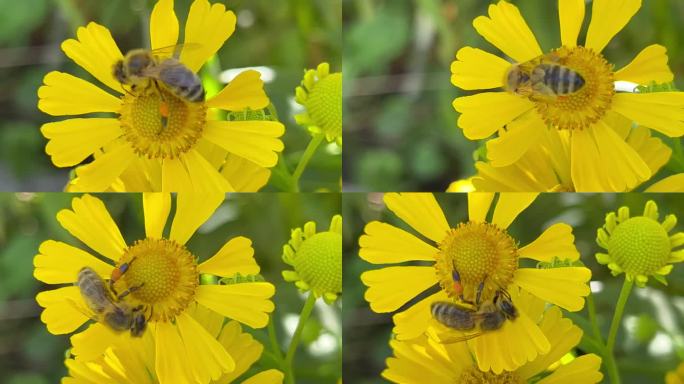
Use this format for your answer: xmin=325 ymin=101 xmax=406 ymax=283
xmin=267 ymin=314 xmax=285 ymax=361
xmin=605 ymin=278 xmax=634 ymax=384
xmin=284 ymin=293 xmax=317 ymax=384
xmin=587 ymin=290 xmax=605 ymax=345
xmin=291 ymin=134 xmax=324 ymax=192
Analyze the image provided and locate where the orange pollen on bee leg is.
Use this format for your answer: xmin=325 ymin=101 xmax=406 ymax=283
xmin=159 ymin=102 xmax=170 ymax=118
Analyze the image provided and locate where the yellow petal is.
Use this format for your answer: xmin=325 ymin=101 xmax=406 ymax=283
xmin=183 ymin=149 xmax=233 ymax=192
xmin=176 ymin=313 xmax=235 ymax=382
xmin=195 ymin=283 xmax=275 ymax=328
xmin=612 ymin=92 xmax=684 ymax=137
xmin=220 ymin=153 xmax=271 ymax=192
xmin=450 ymin=47 xmax=510 ymax=90
xmin=468 ymin=192 xmax=495 ymax=222
xmin=56 ymin=194 xmax=127 ymax=262
xmin=161 ymin=157 xmax=193 ymax=193
xmin=570 ymin=130 xmax=612 ymax=192
xmin=203 ymin=120 xmax=285 ymax=167
xmin=170 ymin=190 xmax=224 ymax=245
xmin=70 ymin=323 xmax=121 ymax=360
xmin=492 ymin=193 xmax=538 ymax=229
xmin=486 ymin=111 xmax=546 ymax=167
xmin=453 ymin=92 xmax=534 ymax=140
xmin=645 ymin=174 xmax=684 ymax=192
xmin=242 ymin=370 xmax=285 ymax=384
xmin=150 ymin=0 xmax=179 ymax=50
xmin=515 ymin=267 xmax=591 ymax=311
xmin=591 ymin=121 xmax=651 ymax=191
xmin=41 ymin=118 xmax=122 ymax=167
xmin=383 ymin=193 xmax=449 ymax=243
xmin=215 ymin=320 xmax=264 ymax=383
xmin=199 ymin=236 xmax=260 ymax=276
xmin=155 ymin=322 xmax=194 ymax=384
xmin=36 ymin=286 xmax=89 ymax=334
xmin=74 ymin=141 xmax=137 ymax=192
xmin=615 ymin=44 xmax=674 ymax=85
xmin=392 ymin=290 xmax=448 ymax=340
xmin=38 ymin=71 xmax=121 ymax=116
xmin=519 ymin=223 xmax=579 ymax=262
xmin=537 ymin=354 xmax=604 ymax=384
xmin=627 ymin=125 xmax=671 ymax=175
xmin=143 ymin=193 xmax=171 ymax=238
xmin=61 ymin=22 xmax=124 ymax=93
xmin=474 ymin=162 xmax=549 ymax=192
xmin=181 ymin=0 xmax=237 ymax=72
xmin=360 ymin=266 xmax=436 ymax=313
xmin=384 ymin=337 xmax=465 ymax=383
xmin=358 ymin=222 xmax=438 ymax=264
xmin=206 ymin=70 xmax=269 ymax=111
xmin=585 ymin=0 xmax=641 ymax=53
xmin=33 ymin=240 xmax=114 ymax=284
xmin=472 ymin=1 xmax=542 ymax=63
xmin=559 ymin=0 xmax=585 ymax=47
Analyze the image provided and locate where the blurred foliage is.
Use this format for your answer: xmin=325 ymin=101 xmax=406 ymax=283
xmin=0 ymin=0 xmax=341 ymax=191
xmin=343 ymin=193 xmax=684 ymax=383
xmin=343 ymin=0 xmax=684 ymax=191
xmin=0 ymin=192 xmax=341 ymax=383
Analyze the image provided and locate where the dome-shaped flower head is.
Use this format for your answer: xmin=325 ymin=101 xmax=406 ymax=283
xmin=283 ymin=215 xmax=342 ymax=304
xmin=596 ymin=200 xmax=683 ymax=287
xmin=294 ymin=63 xmax=342 ymax=146
xmin=359 ymin=193 xmax=592 ymax=372
xmin=451 ymin=0 xmax=684 ymax=191
xmin=38 ymin=0 xmax=285 ymax=192
xmin=34 ymin=193 xmax=275 ymax=383
xmin=383 ymin=290 xmax=603 ymax=383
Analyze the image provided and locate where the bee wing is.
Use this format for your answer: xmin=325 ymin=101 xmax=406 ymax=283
xmin=426 ymin=327 xmax=484 ymax=344
xmin=65 ymin=297 xmax=100 ymax=323
xmin=149 ymin=43 xmax=202 ymax=59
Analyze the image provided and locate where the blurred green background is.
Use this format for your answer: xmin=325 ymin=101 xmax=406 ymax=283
xmin=343 ymin=0 xmax=684 ymax=191
xmin=0 ymin=0 xmax=341 ymax=192
xmin=343 ymin=193 xmax=684 ymax=383
xmin=0 ymin=192 xmax=341 ymax=383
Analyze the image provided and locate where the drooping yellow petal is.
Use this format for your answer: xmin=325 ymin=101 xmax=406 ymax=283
xmin=220 ymin=153 xmax=271 ymax=192
xmin=383 ymin=193 xmax=449 ymax=243
xmin=149 ymin=0 xmax=179 ymax=50
xmin=206 ymin=70 xmax=269 ymax=111
xmin=155 ymin=322 xmax=194 ymax=384
xmin=645 ymin=174 xmax=684 ymax=192
xmin=537 ymin=354 xmax=604 ymax=384
xmin=392 ymin=290 xmax=448 ymax=340
xmin=486 ymin=110 xmax=546 ymax=167
xmin=614 ymin=44 xmax=674 ymax=84
xmin=453 ymin=92 xmax=534 ymax=140
xmin=450 ymin=47 xmax=510 ymax=90
xmin=627 ymin=125 xmax=671 ymax=176
xmin=519 ymin=223 xmax=579 ymax=262
xmin=161 ymin=157 xmax=192 ymax=193
xmin=176 ymin=313 xmax=235 ymax=382
xmin=195 ymin=283 xmax=275 ymax=328
xmin=612 ymin=92 xmax=684 ymax=137
xmin=492 ymin=193 xmax=538 ymax=229
xmin=143 ymin=193 xmax=171 ymax=239
xmin=70 ymin=323 xmax=121 ymax=361
xmin=472 ymin=1 xmax=543 ymax=63
xmin=215 ymin=321 xmax=266 ymax=383
xmin=56 ymin=194 xmax=127 ymax=262
xmin=467 ymin=192 xmax=495 ymax=222
xmin=559 ymin=0 xmax=585 ymax=47
xmin=33 ymin=240 xmax=114 ymax=284
xmin=585 ymin=0 xmax=642 ymax=53
xmin=35 ymin=286 xmax=89 ymax=334
xmin=61 ymin=22 xmax=124 ymax=93
xmin=198 ymin=236 xmax=260 ymax=276
xmin=42 ymin=118 xmax=122 ymax=167
xmin=591 ymin=121 xmax=651 ymax=191
xmin=242 ymin=370 xmax=285 ymax=384
xmin=203 ymin=120 xmax=285 ymax=167
xmin=474 ymin=162 xmax=550 ymax=192
xmin=38 ymin=71 xmax=121 ymax=116
xmin=170 ymin=189 xmax=224 ymax=245
xmin=182 ymin=149 xmax=233 ymax=192
xmin=383 ymin=337 xmax=461 ymax=383
xmin=181 ymin=0 xmax=237 ymax=72
xmin=360 ymin=266 xmax=436 ymax=313
xmin=570 ymin=130 xmax=611 ymax=192
xmin=359 ymin=222 xmax=438 ymax=264
xmin=515 ymin=267 xmax=591 ymax=311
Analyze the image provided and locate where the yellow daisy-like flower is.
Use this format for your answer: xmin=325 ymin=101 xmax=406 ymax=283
xmin=451 ymin=0 xmax=684 ymax=191
xmin=596 ymin=200 xmax=683 ymax=287
xmin=294 ymin=63 xmax=342 ymax=146
xmin=282 ymin=215 xmax=342 ymax=304
xmin=39 ymin=0 xmax=285 ymax=192
xmin=63 ymin=306 xmax=284 ymax=384
xmin=359 ymin=193 xmax=592 ymax=372
xmin=34 ymin=193 xmax=275 ymax=383
xmin=667 ymin=362 xmax=684 ymax=384
xmin=383 ymin=290 xmax=603 ymax=383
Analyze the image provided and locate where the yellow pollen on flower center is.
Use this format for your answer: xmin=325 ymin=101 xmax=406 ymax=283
xmin=457 ymin=368 xmax=521 ymax=384
xmin=436 ymin=222 xmax=518 ymax=304
xmin=119 ymin=84 xmax=206 ymax=159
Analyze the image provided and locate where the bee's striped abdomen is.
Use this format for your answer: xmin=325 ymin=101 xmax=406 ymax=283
xmin=540 ymin=64 xmax=584 ymax=95
xmin=430 ymin=301 xmax=476 ymax=331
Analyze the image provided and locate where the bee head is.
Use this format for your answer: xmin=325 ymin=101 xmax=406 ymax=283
xmin=125 ymin=51 xmax=153 ymax=78
xmin=104 ymin=307 xmax=134 ymax=332
xmin=130 ymin=313 xmax=147 ymax=337
xmin=494 ymin=290 xmax=518 ymax=320
xmin=505 ymin=66 xmax=530 ymax=93
xmin=113 ymin=60 xmax=127 ymax=84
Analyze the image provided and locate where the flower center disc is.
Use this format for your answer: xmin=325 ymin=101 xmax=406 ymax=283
xmin=436 ymin=222 xmax=518 ymax=304
xmin=120 ymin=84 xmax=206 ymax=159
xmin=534 ymin=46 xmax=614 ymax=131
xmin=608 ymin=216 xmax=671 ymax=276
xmin=120 ymin=238 xmax=198 ymax=321
xmin=458 ymin=368 xmax=520 ymax=384
xmin=306 ymin=73 xmax=342 ymax=139
xmin=293 ymin=231 xmax=342 ymax=294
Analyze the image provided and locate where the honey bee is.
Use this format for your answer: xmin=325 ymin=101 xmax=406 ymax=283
xmin=113 ymin=45 xmax=205 ymax=102
xmin=76 ymin=267 xmax=148 ymax=337
xmin=504 ymin=53 xmax=585 ymax=101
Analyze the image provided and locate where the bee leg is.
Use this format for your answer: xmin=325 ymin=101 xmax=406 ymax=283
xmin=475 ymin=280 xmax=485 ymax=306
xmin=153 ymin=80 xmax=169 ymax=134
xmin=109 ymin=257 xmax=137 ymax=295
xmin=116 ymin=282 xmax=145 ymax=301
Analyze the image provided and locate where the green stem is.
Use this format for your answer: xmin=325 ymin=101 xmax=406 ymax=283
xmin=284 ymin=293 xmax=317 ymax=384
xmin=605 ymin=278 xmax=634 ymax=384
xmin=267 ymin=315 xmax=285 ymax=361
xmin=291 ymin=134 xmax=324 ymax=192
xmin=587 ymin=290 xmax=605 ymax=345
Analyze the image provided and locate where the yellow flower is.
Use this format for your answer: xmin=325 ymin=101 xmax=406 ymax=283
xmin=646 ymin=174 xmax=684 ymax=192
xmin=667 ymin=361 xmax=684 ymax=384
xmin=282 ymin=215 xmax=342 ymax=304
xmin=34 ymin=193 xmax=276 ymax=383
xmin=451 ymin=0 xmax=684 ymax=191
xmin=63 ymin=307 xmax=284 ymax=384
xmin=359 ymin=193 xmax=592 ymax=372
xmin=295 ymin=63 xmax=342 ymax=146
xmin=596 ymin=200 xmax=683 ymax=287
xmin=38 ymin=0 xmax=285 ymax=192
xmin=383 ymin=290 xmax=603 ymax=383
